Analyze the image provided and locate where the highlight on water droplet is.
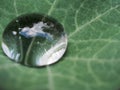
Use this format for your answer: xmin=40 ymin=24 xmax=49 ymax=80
xmin=1 ymin=13 xmax=68 ymax=67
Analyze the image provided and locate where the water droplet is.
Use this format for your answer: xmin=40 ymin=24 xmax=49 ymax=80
xmin=16 ymin=20 xmax=19 ymax=22
xmin=1 ymin=13 xmax=68 ymax=67
xmin=12 ymin=31 xmax=17 ymax=35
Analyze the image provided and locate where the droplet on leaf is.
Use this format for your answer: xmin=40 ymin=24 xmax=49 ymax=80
xmin=1 ymin=13 xmax=68 ymax=67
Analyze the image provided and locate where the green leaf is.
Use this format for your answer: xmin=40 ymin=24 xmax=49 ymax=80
xmin=0 ymin=0 xmax=120 ymax=90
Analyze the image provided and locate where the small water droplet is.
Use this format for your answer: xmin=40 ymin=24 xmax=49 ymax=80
xmin=12 ymin=31 xmax=17 ymax=35
xmin=16 ymin=20 xmax=19 ymax=22
xmin=2 ymin=13 xmax=68 ymax=67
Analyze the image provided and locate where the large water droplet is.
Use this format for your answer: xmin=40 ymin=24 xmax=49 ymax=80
xmin=2 ymin=13 xmax=67 ymax=67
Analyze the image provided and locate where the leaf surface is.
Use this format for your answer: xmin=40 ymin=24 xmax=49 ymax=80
xmin=0 ymin=0 xmax=120 ymax=90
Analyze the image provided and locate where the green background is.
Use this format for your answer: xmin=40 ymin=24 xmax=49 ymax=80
xmin=0 ymin=0 xmax=120 ymax=90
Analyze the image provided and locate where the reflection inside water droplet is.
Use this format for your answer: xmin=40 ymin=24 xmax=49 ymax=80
xmin=2 ymin=13 xmax=68 ymax=67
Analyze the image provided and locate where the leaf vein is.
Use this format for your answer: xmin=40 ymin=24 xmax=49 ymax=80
xmin=69 ymin=5 xmax=120 ymax=38
xmin=48 ymin=0 xmax=58 ymax=15
xmin=47 ymin=67 xmax=55 ymax=90
xmin=13 ymin=0 xmax=18 ymax=16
